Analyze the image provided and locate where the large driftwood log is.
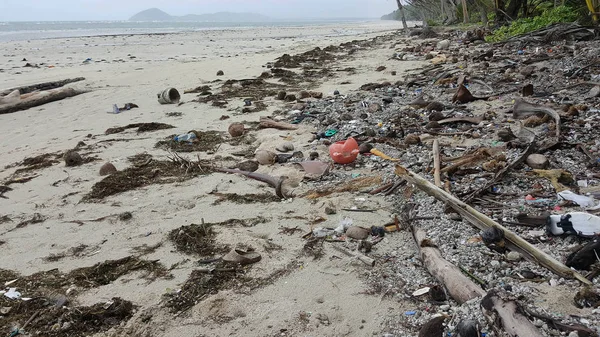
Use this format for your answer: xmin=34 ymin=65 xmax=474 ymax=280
xmin=481 ymin=291 xmax=544 ymax=337
xmin=395 ymin=164 xmax=592 ymax=285
xmin=412 ymin=226 xmax=544 ymax=336
xmin=0 ymin=77 xmax=85 ymax=96
xmin=0 ymin=87 xmax=85 ymax=115
xmin=413 ymin=227 xmax=485 ymax=303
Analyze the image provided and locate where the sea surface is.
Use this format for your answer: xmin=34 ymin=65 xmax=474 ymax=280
xmin=0 ymin=19 xmax=375 ymax=42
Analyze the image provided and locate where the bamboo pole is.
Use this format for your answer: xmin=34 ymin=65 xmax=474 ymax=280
xmin=395 ymin=164 xmax=592 ymax=285
xmin=432 ymin=139 xmax=442 ymax=187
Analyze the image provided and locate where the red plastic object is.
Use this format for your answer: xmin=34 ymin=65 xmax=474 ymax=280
xmin=329 ymin=137 xmax=359 ymax=164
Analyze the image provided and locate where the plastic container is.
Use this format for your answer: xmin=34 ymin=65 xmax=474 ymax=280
xmin=174 ymin=133 xmax=196 ymax=142
xmin=329 ymin=137 xmax=359 ymax=164
xmin=157 ymin=88 xmax=181 ymax=104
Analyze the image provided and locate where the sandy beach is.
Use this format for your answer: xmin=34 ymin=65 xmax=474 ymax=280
xmin=2 ymin=18 xmax=599 ymax=337
xmin=0 ymin=20 xmax=424 ymax=336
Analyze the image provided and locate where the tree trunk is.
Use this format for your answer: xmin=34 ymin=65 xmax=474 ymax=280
xmin=445 ymin=0 xmax=460 ymax=24
xmin=396 ymin=0 xmax=409 ymax=29
xmin=462 ymin=0 xmax=470 ymax=23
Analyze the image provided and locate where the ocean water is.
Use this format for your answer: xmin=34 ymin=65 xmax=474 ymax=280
xmin=0 ymin=19 xmax=373 ymax=42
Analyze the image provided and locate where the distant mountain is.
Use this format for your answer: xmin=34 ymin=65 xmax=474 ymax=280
xmin=129 ymin=8 xmax=271 ymax=22
xmin=129 ymin=8 xmax=173 ymax=21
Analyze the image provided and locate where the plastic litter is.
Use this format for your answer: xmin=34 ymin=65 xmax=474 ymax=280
xmin=3 ymin=288 xmax=21 ymax=299
xmin=329 ymin=137 xmax=359 ymax=164
xmin=174 ymin=132 xmax=197 ymax=142
xmin=312 ymin=227 xmax=334 ymax=238
xmin=412 ymin=287 xmax=430 ymax=296
xmin=547 ymin=212 xmax=600 ymax=236
xmin=558 ymin=190 xmax=600 ymax=209
xmin=334 ymin=218 xmax=353 ymax=234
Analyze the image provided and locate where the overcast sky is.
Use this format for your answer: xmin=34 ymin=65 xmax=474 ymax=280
xmin=0 ymin=0 xmax=397 ymax=21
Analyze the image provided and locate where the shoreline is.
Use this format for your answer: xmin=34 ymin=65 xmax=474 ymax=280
xmin=0 ymin=19 xmax=403 ymax=43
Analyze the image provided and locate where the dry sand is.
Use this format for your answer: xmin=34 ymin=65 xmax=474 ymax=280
xmin=0 ymin=20 xmax=431 ymax=336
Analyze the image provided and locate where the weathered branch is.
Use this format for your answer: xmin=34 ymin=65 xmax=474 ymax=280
xmin=0 ymin=87 xmax=85 ymax=115
xmin=394 ymin=164 xmax=592 ymax=285
xmin=0 ymin=77 xmax=85 ymax=96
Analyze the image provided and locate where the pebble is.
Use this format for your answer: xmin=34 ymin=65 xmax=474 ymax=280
xmin=99 ymin=162 xmax=117 ymax=176
xmin=506 ymin=251 xmax=522 ymax=261
xmin=526 ymin=154 xmax=549 ymax=169
xmin=490 ymin=260 xmax=500 ymax=267
xmin=439 ymin=304 xmax=450 ymax=311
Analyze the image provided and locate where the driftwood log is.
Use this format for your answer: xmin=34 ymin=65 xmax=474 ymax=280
xmin=481 ymin=291 xmax=544 ymax=337
xmin=214 ymin=167 xmax=291 ymax=199
xmin=395 ymin=164 xmax=592 ymax=285
xmin=0 ymin=87 xmax=85 ymax=115
xmin=258 ymin=116 xmax=298 ymax=130
xmin=412 ymin=226 xmax=544 ymax=336
xmin=0 ymin=77 xmax=85 ymax=96
xmin=413 ymin=227 xmax=485 ymax=303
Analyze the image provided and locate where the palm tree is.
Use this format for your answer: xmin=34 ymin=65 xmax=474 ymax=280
xmin=396 ymin=0 xmax=409 ymax=28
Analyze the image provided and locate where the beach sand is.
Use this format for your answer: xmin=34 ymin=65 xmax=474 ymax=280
xmin=0 ymin=20 xmax=429 ymax=336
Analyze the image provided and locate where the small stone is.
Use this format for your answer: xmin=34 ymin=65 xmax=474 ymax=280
xmin=520 ymin=66 xmax=535 ymax=77
xmin=64 ymin=150 xmax=83 ymax=167
xmin=216 ymin=70 xmax=224 ymax=76
xmin=448 ymin=213 xmax=462 ymax=221
xmin=490 ymin=260 xmax=500 ymax=267
xmin=568 ymin=332 xmax=579 ymax=337
xmin=0 ymin=307 xmax=11 ymax=314
xmin=276 ymin=91 xmax=287 ymax=100
xmin=276 ymin=142 xmax=295 ymax=153
xmin=426 ymin=101 xmax=444 ymax=112
xmin=259 ymin=71 xmax=272 ymax=78
xmin=99 ymin=162 xmax=117 ymax=176
xmin=391 ymin=71 xmax=397 ymax=75
xmin=359 ymin=143 xmax=373 ymax=154
xmin=333 ymin=90 xmax=340 ymax=96
xmin=376 ymin=65 xmax=386 ymax=72
xmin=497 ymin=128 xmax=516 ymax=142
xmin=368 ymin=103 xmax=382 ymax=113
xmin=522 ymin=83 xmax=534 ymax=97
xmin=533 ymin=319 xmax=544 ymax=327
xmin=228 ymin=123 xmax=245 ymax=138
xmin=309 ymin=152 xmax=319 ymax=160
xmin=526 ymin=154 xmax=549 ymax=169
xmin=346 ymin=226 xmax=370 ymax=240
xmin=236 ymin=160 xmax=259 ymax=172
xmin=425 ymin=121 xmax=440 ymax=129
xmin=428 ymin=111 xmax=445 ymax=121
xmin=364 ymin=128 xmax=377 ymax=137
xmin=299 ymin=90 xmax=310 ymax=99
xmin=439 ymin=304 xmax=450 ymax=311
xmin=325 ymin=207 xmax=336 ymax=215
xmin=119 ymin=212 xmax=133 ymax=221
xmin=291 ymin=103 xmax=306 ymax=111
xmin=436 ymin=39 xmax=450 ymax=50
xmin=404 ymin=134 xmax=420 ymax=145
xmin=309 ymin=91 xmax=323 ymax=99
xmin=506 ymin=251 xmax=522 ymax=261
xmin=284 ymin=94 xmax=296 ymax=102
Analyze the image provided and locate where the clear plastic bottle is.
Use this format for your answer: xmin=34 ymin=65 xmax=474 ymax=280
xmin=174 ymin=133 xmax=196 ymax=142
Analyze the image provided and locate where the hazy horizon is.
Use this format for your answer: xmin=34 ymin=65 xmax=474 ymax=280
xmin=0 ymin=0 xmax=398 ymax=21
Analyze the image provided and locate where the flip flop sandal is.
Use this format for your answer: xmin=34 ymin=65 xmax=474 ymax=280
xmin=222 ymin=249 xmax=262 ymax=265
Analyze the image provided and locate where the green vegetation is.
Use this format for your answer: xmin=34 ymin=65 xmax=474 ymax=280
xmin=485 ymin=5 xmax=579 ymax=42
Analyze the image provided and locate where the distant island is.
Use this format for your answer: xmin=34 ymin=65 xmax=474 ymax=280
xmin=129 ymin=8 xmax=272 ymax=22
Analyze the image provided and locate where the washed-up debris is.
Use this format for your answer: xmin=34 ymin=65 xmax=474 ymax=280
xmin=105 ymin=122 xmax=174 ymax=135
xmin=157 ymin=87 xmax=180 ymax=104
